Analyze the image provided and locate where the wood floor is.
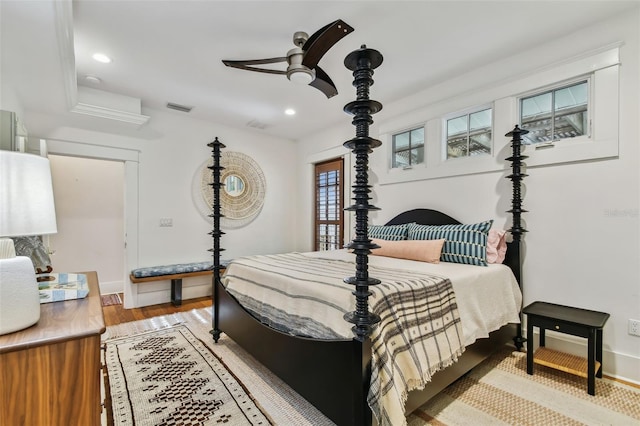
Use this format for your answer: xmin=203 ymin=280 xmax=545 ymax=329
xmin=102 ymin=294 xmax=212 ymax=326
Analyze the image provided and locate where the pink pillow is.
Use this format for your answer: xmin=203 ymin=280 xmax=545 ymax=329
xmin=487 ymin=229 xmax=507 ymax=264
xmin=370 ymin=238 xmax=445 ymax=263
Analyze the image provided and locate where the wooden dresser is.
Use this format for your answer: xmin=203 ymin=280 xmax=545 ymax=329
xmin=0 ymin=271 xmax=106 ymax=425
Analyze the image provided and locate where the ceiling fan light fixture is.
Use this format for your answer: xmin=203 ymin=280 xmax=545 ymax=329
xmin=221 ymin=19 xmax=353 ymax=98
xmin=287 ymin=67 xmax=314 ymax=85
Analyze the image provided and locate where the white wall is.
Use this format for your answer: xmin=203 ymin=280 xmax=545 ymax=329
xmin=296 ymin=11 xmax=640 ymax=383
xmin=25 ymin=106 xmax=298 ymax=308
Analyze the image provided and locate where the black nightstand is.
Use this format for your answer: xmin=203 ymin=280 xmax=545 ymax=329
xmin=523 ymin=301 xmax=610 ymax=396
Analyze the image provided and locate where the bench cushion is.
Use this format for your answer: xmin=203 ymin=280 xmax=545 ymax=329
xmin=131 ymin=261 xmax=228 ymax=279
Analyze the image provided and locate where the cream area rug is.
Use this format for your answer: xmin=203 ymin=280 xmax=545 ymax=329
xmin=104 ymin=325 xmax=271 ymax=425
xmin=103 ymin=308 xmax=640 ymax=426
xmin=103 ymin=308 xmax=334 ymax=426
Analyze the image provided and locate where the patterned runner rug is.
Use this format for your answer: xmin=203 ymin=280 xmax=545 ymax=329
xmin=104 ymin=325 xmax=271 ymax=425
xmin=103 ymin=308 xmax=640 ymax=426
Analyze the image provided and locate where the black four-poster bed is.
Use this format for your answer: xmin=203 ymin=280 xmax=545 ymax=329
xmin=207 ymin=45 xmax=528 ymax=426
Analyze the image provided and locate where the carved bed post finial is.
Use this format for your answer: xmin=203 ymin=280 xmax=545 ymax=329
xmin=343 ymin=45 xmax=384 ymax=341
xmin=208 ymin=137 xmax=226 ymax=343
xmin=505 ymin=125 xmax=528 ymax=350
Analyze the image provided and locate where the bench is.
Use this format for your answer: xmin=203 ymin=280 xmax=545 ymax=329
xmin=130 ymin=261 xmax=228 ymax=306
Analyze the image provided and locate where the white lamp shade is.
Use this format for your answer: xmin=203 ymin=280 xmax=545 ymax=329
xmin=0 ymin=151 xmax=58 ymax=237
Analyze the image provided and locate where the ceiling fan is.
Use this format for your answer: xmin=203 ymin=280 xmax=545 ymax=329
xmin=222 ymin=19 xmax=354 ymax=98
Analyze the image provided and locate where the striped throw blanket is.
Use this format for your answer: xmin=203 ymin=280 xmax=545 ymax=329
xmin=223 ymin=252 xmax=465 ymax=426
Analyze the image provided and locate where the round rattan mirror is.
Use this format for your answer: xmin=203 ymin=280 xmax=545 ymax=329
xmin=193 ymin=151 xmax=266 ymax=228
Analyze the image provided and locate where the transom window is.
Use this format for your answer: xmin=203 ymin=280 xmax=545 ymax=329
xmin=520 ymin=80 xmax=589 ymax=144
xmin=392 ymin=127 xmax=424 ymax=168
xmin=446 ymin=108 xmax=492 ymax=159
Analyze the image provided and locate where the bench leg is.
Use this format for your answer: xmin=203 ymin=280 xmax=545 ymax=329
xmin=171 ymin=278 xmax=182 ymax=307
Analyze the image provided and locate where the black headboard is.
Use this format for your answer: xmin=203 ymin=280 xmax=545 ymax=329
xmin=385 ymin=208 xmax=460 ymax=227
xmin=384 ymin=208 xmax=518 ymax=271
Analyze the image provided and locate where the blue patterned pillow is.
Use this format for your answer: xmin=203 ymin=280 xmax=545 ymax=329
xmin=407 ymin=220 xmax=493 ymax=266
xmin=367 ymin=224 xmax=409 ymax=241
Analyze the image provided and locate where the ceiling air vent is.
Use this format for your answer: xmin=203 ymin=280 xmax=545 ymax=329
xmin=246 ymin=119 xmax=267 ymax=129
xmin=166 ymin=102 xmax=193 ymax=113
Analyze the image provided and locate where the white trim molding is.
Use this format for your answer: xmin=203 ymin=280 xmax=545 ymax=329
xmin=70 ymin=102 xmax=150 ymax=126
xmin=53 ymin=0 xmax=150 ymax=127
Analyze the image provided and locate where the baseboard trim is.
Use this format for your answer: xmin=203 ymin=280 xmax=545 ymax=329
xmin=99 ymin=280 xmax=124 ymax=295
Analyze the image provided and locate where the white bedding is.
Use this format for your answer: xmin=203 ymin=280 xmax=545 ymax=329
xmin=304 ymin=249 xmax=522 ymax=346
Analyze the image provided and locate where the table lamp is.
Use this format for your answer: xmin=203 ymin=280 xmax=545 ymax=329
xmin=0 ymin=150 xmax=57 ymax=335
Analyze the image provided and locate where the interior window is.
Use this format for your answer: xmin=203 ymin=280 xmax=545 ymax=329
xmin=520 ymin=80 xmax=589 ymax=144
xmin=392 ymin=127 xmax=424 ymax=168
xmin=446 ymin=108 xmax=492 ymax=159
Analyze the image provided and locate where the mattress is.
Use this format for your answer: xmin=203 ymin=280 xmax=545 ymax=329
xmin=223 ymin=249 xmax=522 ymax=346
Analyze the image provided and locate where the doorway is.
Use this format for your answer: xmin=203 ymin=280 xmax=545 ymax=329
xmin=48 ymin=155 xmax=125 ymax=295
xmin=45 ymin=138 xmax=139 ymax=308
xmin=314 ymin=158 xmax=344 ymax=251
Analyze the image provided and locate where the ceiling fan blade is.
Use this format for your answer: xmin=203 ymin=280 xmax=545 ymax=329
xmin=309 ymin=66 xmax=338 ymax=99
xmin=301 ymin=19 xmax=354 ymax=69
xmin=222 ymin=57 xmax=287 ymax=75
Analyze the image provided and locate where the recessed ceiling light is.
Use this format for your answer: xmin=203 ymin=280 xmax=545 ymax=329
xmin=85 ymin=75 xmax=101 ymax=84
xmin=284 ymin=108 xmax=296 ymax=116
xmin=92 ymin=53 xmax=112 ymax=63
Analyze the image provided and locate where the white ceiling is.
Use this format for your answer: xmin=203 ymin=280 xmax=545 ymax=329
xmin=1 ymin=1 xmax=637 ymax=142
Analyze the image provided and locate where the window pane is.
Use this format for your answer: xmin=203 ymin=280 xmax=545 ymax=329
xmin=447 ymin=115 xmax=468 ymax=159
xmin=393 ymin=132 xmax=410 ymax=150
xmin=447 ymin=116 xmax=467 ymax=137
xmin=393 ymin=150 xmax=411 ymax=168
xmin=410 ymin=128 xmax=424 ymax=145
xmin=469 ymin=109 xmax=491 ymax=131
xmin=411 ymin=146 xmax=424 ymax=164
xmin=447 ymin=137 xmax=467 ymax=158
xmin=468 ymin=109 xmax=491 ymax=156
xmin=521 ymin=91 xmax=553 ymax=144
xmin=521 ymin=92 xmax=552 ymax=119
xmin=554 ymin=81 xmax=587 ymax=111
xmin=469 ymin=129 xmax=491 ymax=155
xmin=554 ymin=81 xmax=588 ymax=140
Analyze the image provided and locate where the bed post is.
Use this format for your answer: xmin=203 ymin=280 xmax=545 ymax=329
xmin=343 ymin=45 xmax=384 ymax=342
xmin=342 ymin=44 xmax=384 ymax=426
xmin=505 ymin=125 xmax=528 ymax=350
xmin=208 ymin=137 xmax=226 ymax=343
